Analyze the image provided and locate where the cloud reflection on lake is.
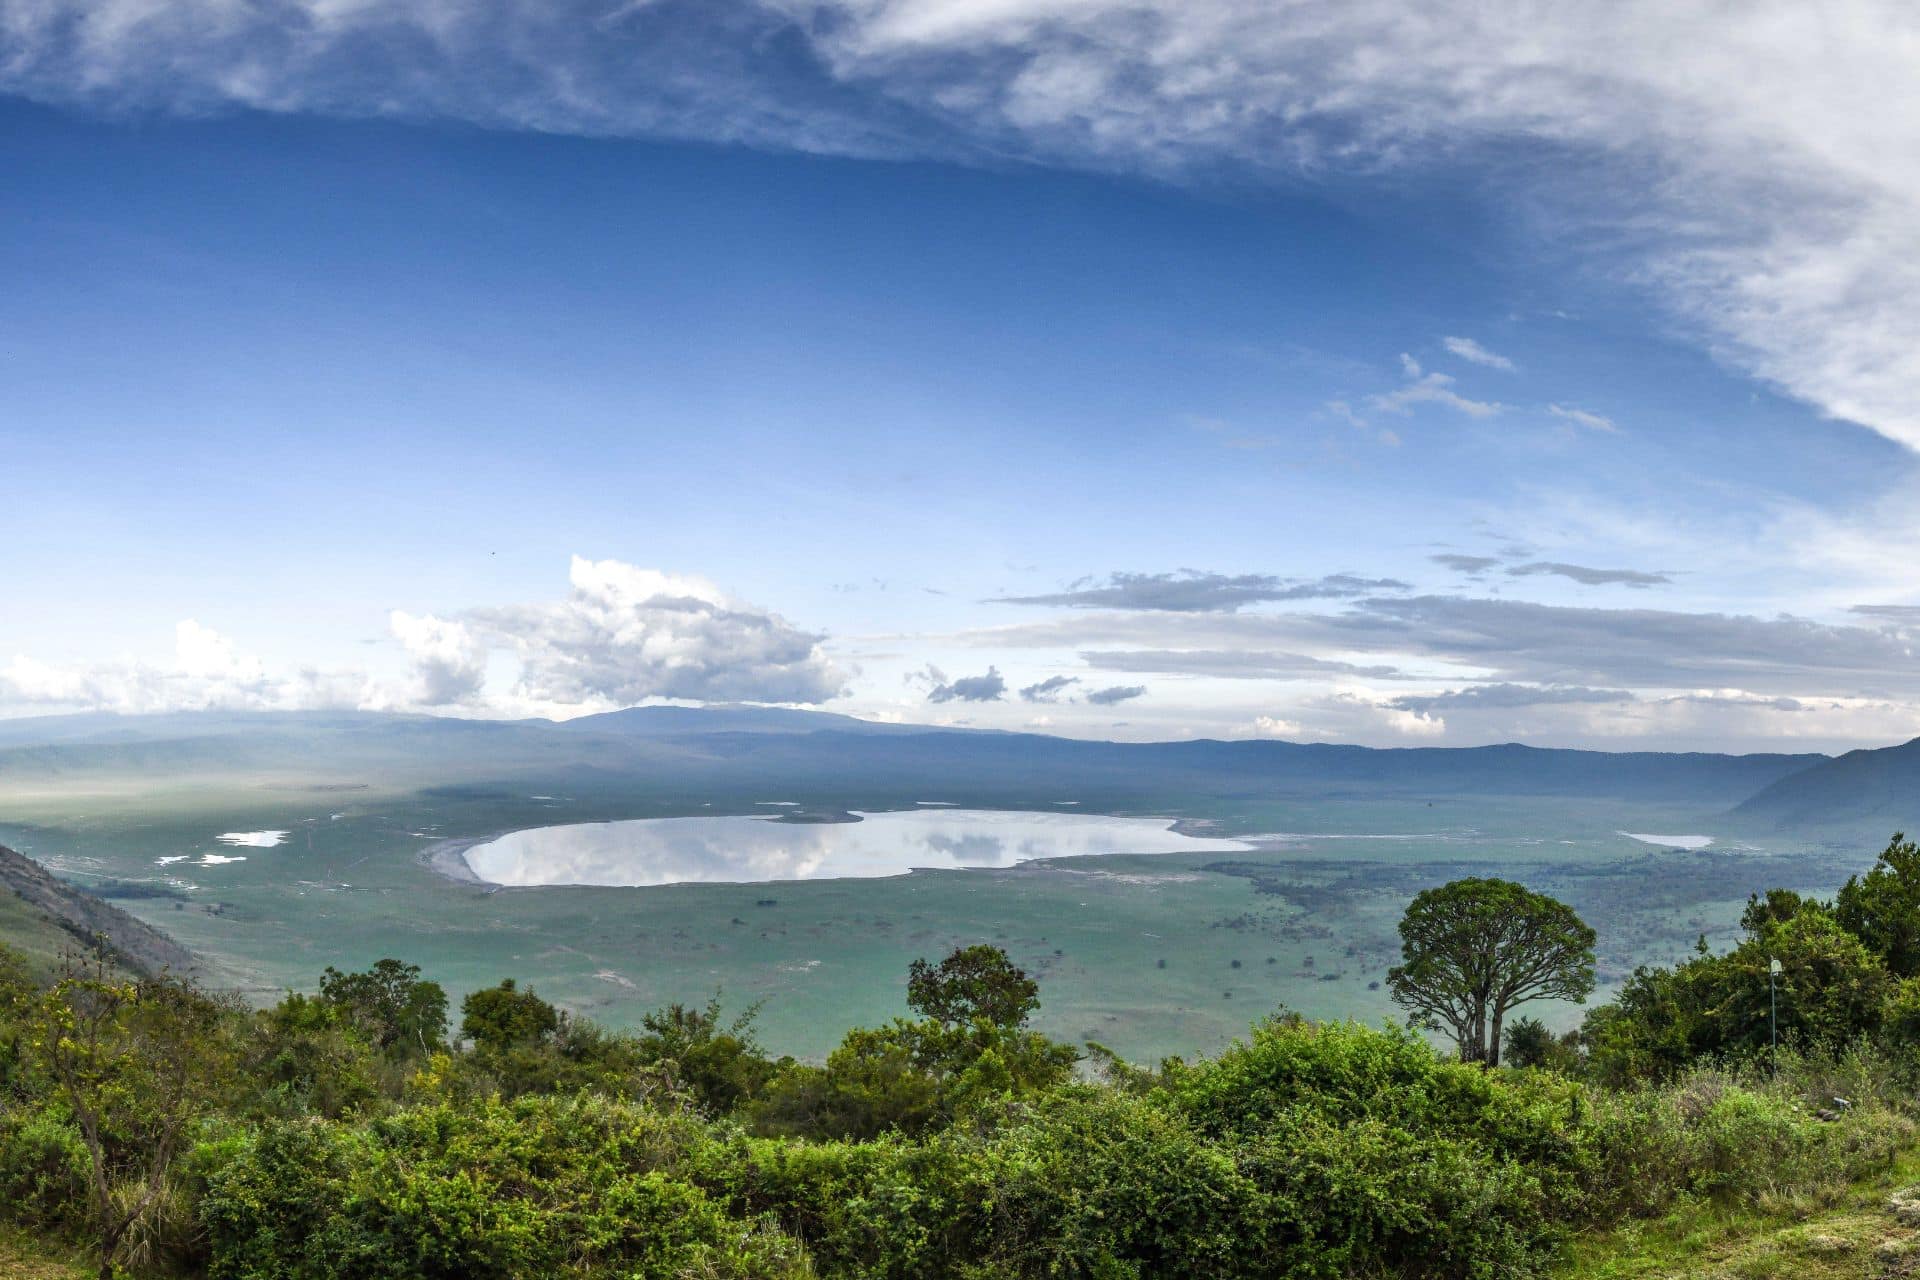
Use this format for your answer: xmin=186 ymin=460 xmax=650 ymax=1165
xmin=462 ymin=809 xmax=1251 ymax=887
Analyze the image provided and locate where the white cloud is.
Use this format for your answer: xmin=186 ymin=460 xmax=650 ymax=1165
xmin=173 ymin=619 xmax=263 ymax=683
xmin=389 ymin=611 xmax=487 ymax=706
xmin=796 ymin=0 xmax=1920 ymax=447
xmin=1442 ymin=336 xmax=1516 ymax=371
xmin=0 ymin=559 xmax=843 ymax=717
xmin=9 ymin=2 xmax=1920 ymax=445
xmin=474 ymin=556 xmax=846 ymax=707
xmin=907 ymin=662 xmax=1006 ymax=703
xmin=1368 ymin=368 xmax=1503 ymax=420
xmin=0 ymin=623 xmax=366 ymax=714
xmin=1548 ymin=404 xmax=1619 ymax=433
xmin=1315 ymin=691 xmax=1447 ymax=738
xmin=1248 ymin=714 xmax=1302 ymax=738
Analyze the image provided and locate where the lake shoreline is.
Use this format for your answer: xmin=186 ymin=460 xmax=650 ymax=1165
xmin=418 ymin=832 xmax=506 ymax=887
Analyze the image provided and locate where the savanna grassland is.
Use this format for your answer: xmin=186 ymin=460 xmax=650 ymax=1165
xmin=0 ymin=768 xmax=1864 ymax=1061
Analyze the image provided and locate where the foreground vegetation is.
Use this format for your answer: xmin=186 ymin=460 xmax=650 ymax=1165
xmin=10 ymin=836 xmax=1920 ymax=1277
xmin=1555 ymin=1146 xmax=1920 ymax=1278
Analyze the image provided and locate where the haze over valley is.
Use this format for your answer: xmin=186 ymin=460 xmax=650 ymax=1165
xmin=2 ymin=705 xmax=1908 ymax=1059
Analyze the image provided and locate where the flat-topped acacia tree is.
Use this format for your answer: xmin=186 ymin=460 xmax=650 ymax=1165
xmin=1387 ymin=877 xmax=1596 ymax=1066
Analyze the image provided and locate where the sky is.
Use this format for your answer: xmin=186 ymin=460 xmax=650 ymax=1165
xmin=4 ymin=0 xmax=1920 ymax=752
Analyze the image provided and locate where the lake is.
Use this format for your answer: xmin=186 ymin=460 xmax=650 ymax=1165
xmin=460 ymin=808 xmax=1253 ymax=887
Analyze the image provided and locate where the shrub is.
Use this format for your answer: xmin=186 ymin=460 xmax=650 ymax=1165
xmin=198 ymin=1095 xmax=805 ymax=1279
xmin=0 ymin=1102 xmax=90 ymax=1233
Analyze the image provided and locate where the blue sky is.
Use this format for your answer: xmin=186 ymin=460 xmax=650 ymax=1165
xmin=5 ymin=1 xmax=1920 ymax=751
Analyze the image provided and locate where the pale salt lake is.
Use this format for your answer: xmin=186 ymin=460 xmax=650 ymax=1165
xmin=461 ymin=808 xmax=1254 ymax=888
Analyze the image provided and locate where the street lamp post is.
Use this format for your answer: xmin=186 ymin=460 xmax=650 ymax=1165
xmin=1769 ymin=956 xmax=1781 ymax=1077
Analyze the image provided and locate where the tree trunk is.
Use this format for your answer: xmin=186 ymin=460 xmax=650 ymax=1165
xmin=1488 ymin=1005 xmax=1505 ymax=1068
xmin=98 ymin=1219 xmax=122 ymax=1280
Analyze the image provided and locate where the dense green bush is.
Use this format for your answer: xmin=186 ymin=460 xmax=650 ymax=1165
xmin=197 ymin=1096 xmax=810 ymax=1279
xmin=0 ymin=1101 xmax=90 ymax=1234
xmin=7 ymin=884 xmax=1920 ymax=1280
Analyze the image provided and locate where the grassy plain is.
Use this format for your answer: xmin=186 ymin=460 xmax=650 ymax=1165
xmin=0 ymin=771 xmax=1876 ymax=1062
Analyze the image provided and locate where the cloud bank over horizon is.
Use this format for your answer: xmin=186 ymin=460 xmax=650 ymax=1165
xmin=6 ymin=550 xmax=1920 ymax=752
xmin=0 ymin=557 xmax=845 ymax=721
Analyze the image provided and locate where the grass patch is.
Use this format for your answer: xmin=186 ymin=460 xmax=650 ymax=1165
xmin=0 ymin=1226 xmax=91 ymax=1279
xmin=1561 ymin=1148 xmax=1920 ymax=1278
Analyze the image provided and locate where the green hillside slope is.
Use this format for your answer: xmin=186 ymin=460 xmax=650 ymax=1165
xmin=0 ymin=843 xmax=200 ymax=980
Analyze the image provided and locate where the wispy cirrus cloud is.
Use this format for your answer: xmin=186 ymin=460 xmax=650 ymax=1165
xmin=990 ymin=569 xmax=1409 ymax=613
xmin=1077 ymin=649 xmax=1407 ymax=681
xmin=1388 ymin=683 xmax=1634 ymax=714
xmin=1506 ymin=561 xmax=1671 ymax=588
xmin=1441 ymin=336 xmax=1516 ymax=371
xmin=1431 ymin=554 xmax=1501 ymax=575
xmin=1548 ymin=404 xmax=1619 ymax=433
xmin=9 ymin=1 xmax=1920 ymax=450
xmin=1367 ymin=355 xmax=1503 ymax=420
xmin=956 ymin=590 xmax=1920 ymax=703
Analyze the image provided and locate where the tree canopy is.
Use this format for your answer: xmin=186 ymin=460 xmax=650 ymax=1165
xmin=905 ymin=944 xmax=1039 ymax=1029
xmin=461 ymin=979 xmax=560 ymax=1052
xmin=1388 ymin=877 xmax=1595 ymax=1066
xmin=1836 ymin=832 xmax=1920 ymax=978
xmin=318 ymin=958 xmax=447 ymax=1056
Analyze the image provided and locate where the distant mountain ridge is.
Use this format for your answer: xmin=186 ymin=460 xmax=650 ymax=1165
xmin=1735 ymin=735 xmax=1920 ymax=831
xmin=0 ymin=707 xmax=1830 ymax=807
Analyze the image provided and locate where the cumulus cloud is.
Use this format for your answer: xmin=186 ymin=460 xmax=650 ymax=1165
xmin=1441 ymin=337 xmax=1516 ymax=371
xmin=0 ymin=622 xmax=366 ymax=714
xmin=474 ymin=557 xmax=844 ymax=706
xmin=991 ymin=570 xmax=1409 ymax=612
xmin=389 ymin=611 xmax=487 ymax=706
xmin=0 ymin=560 xmax=843 ymax=718
xmin=1085 ymin=684 xmax=1145 ymax=705
xmin=1506 ymin=562 xmax=1671 ymax=588
xmin=1305 ymin=691 xmax=1446 ymax=738
xmin=912 ymin=664 xmax=1007 ymax=703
